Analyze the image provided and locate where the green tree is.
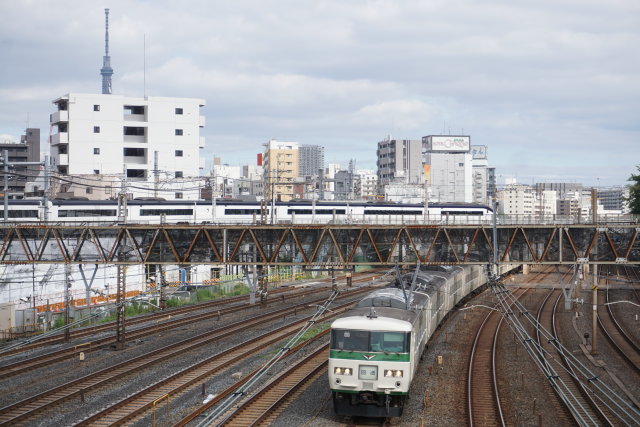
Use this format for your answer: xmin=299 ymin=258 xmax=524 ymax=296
xmin=628 ymin=165 xmax=640 ymax=215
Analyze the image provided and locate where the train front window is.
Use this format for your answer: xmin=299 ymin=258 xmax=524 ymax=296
xmin=331 ymin=329 xmax=369 ymax=352
xmin=331 ymin=329 xmax=409 ymax=353
xmin=370 ymin=332 xmax=408 ymax=353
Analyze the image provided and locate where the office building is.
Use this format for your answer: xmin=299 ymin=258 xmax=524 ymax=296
xmin=0 ymin=128 xmax=41 ymax=199
xmin=376 ymin=136 xmax=422 ymax=195
xmin=422 ymin=135 xmax=472 ymax=203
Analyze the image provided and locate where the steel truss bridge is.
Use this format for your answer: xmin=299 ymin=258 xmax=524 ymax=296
xmin=0 ymin=223 xmax=638 ymax=266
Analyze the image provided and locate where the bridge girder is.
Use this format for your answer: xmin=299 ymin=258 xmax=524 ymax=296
xmin=0 ymin=224 xmax=637 ymax=266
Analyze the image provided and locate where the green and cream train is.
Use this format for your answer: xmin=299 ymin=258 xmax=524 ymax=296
xmin=329 ymin=264 xmax=512 ymax=417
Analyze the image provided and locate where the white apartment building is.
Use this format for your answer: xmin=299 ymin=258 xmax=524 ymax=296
xmin=534 ymin=190 xmax=557 ymax=216
xmin=598 ymin=187 xmax=630 ymax=214
xmin=498 ymin=184 xmax=535 ymax=215
xmin=423 ymin=135 xmax=473 ymax=203
xmin=354 ymin=169 xmax=377 ymax=201
xmin=50 ymin=93 xmax=206 ymax=183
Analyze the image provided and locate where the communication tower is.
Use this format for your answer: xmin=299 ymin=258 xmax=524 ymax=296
xmin=100 ymin=8 xmax=114 ymax=94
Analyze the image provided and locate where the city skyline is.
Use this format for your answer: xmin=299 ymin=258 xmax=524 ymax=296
xmin=0 ymin=0 xmax=638 ymax=187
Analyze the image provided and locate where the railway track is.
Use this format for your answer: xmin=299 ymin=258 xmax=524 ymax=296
xmin=71 ymin=287 xmax=378 ymax=426
xmin=537 ymin=289 xmax=616 ymax=426
xmin=0 ymin=271 xmax=384 ymax=380
xmin=597 ymin=266 xmax=640 ymax=376
xmin=0 ymin=286 xmax=293 ymax=357
xmin=0 ymin=270 xmax=380 ymax=357
xmin=0 ymin=286 xmax=329 ymax=380
xmin=218 ymin=343 xmax=329 ymax=426
xmin=0 ymin=285 xmax=381 ymax=426
xmin=466 ymin=289 xmax=531 ymax=427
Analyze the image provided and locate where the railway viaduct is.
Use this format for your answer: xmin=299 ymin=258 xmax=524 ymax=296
xmin=0 ymin=223 xmax=637 ymax=266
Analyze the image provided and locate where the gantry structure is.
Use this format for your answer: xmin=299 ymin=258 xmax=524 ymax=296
xmin=0 ymin=223 xmax=638 ymax=266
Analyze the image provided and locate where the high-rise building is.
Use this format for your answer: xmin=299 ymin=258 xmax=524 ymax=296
xmin=376 ymin=136 xmax=422 ymax=194
xmin=263 ymin=139 xmax=299 ymax=201
xmin=422 ymin=135 xmax=472 ymax=203
xmin=49 ymin=94 xmax=206 ymax=179
xmin=299 ymin=145 xmax=324 ymax=178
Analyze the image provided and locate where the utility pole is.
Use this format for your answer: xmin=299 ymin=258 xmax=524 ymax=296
xmin=591 ymin=187 xmax=598 ymax=354
xmin=43 ymin=155 xmax=50 ymax=222
xmin=153 ymin=151 xmax=159 ymax=198
xmin=115 ymin=246 xmax=127 ymax=350
xmin=64 ymin=263 xmax=71 ymax=342
xmin=118 ymin=165 xmax=127 ymax=223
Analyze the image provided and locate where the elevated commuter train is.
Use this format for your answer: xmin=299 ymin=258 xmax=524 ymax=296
xmin=329 ymin=265 xmax=513 ymax=417
xmin=1 ymin=199 xmax=492 ymax=224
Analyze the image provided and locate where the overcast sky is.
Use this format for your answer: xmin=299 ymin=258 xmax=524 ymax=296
xmin=0 ymin=0 xmax=638 ymax=186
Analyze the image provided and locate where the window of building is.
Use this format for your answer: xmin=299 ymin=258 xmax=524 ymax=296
xmin=93 ymin=104 xmax=100 ymax=111
xmin=175 ymin=150 xmax=183 ymax=157
xmin=124 ymin=105 xmax=145 ymax=115
xmin=124 ymin=147 xmax=145 ymax=156
xmin=127 ymin=169 xmax=146 ymax=178
xmin=175 ymin=171 xmax=184 ymax=178
xmin=175 ymin=129 xmax=184 ymax=136
xmin=124 ymin=126 xmax=145 ymax=136
xmin=175 ymin=192 xmax=183 ymax=199
xmin=86 ymin=187 xmax=93 ymax=194
xmin=93 ymin=126 xmax=100 ymax=133
xmin=94 ymin=169 xmax=100 ymax=174
xmin=93 ymin=148 xmax=100 ymax=155
xmin=175 ymin=108 xmax=183 ymax=115
xmin=459 ymin=162 xmax=464 ymax=167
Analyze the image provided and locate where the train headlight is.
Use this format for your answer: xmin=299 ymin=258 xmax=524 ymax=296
xmin=384 ymin=369 xmax=403 ymax=378
xmin=334 ymin=367 xmax=352 ymax=376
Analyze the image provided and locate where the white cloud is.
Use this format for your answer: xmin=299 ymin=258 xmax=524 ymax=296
xmin=0 ymin=0 xmax=638 ymax=186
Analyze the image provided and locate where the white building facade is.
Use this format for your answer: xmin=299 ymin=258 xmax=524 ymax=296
xmin=50 ymin=93 xmax=206 ymax=182
xmin=422 ymin=135 xmax=473 ymax=203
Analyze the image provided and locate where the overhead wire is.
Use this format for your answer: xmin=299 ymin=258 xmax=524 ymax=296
xmin=488 ymin=275 xmax=640 ymax=425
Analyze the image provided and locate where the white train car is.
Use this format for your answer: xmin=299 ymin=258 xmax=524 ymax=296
xmin=1 ymin=199 xmax=492 ymax=224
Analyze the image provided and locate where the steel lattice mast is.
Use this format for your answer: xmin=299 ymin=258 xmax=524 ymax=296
xmin=100 ymin=8 xmax=113 ymax=94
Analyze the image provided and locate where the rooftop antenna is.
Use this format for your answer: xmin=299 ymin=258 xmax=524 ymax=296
xmin=101 ymin=8 xmax=114 ymax=94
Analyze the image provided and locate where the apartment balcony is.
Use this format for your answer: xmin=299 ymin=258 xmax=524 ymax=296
xmin=123 ymin=135 xmax=146 ymax=143
xmin=199 ymin=116 xmax=206 ymax=127
xmin=123 ymin=113 xmax=147 ymax=122
xmin=58 ymin=154 xmax=69 ymax=166
xmin=50 ymin=110 xmax=68 ymax=123
xmin=199 ymin=136 xmax=206 ymax=148
xmin=50 ymin=132 xmax=68 ymax=145
xmin=123 ymin=156 xmax=147 ymax=165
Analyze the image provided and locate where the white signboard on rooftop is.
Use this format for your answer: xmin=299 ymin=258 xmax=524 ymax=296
xmin=429 ymin=136 xmax=470 ymax=152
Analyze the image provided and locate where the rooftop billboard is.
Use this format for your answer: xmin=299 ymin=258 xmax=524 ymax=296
xmin=428 ymin=136 xmax=470 ymax=152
